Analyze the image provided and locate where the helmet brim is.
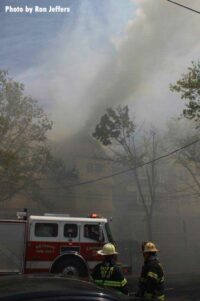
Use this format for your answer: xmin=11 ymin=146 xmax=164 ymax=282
xmin=143 ymin=248 xmax=159 ymax=253
xmin=97 ymin=250 xmax=118 ymax=256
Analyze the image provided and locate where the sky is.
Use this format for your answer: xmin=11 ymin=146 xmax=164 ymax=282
xmin=1 ymin=0 xmax=200 ymax=140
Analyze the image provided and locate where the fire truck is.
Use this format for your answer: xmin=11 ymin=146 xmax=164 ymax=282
xmin=0 ymin=211 xmax=115 ymax=277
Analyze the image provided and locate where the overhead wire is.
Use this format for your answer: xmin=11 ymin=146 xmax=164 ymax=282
xmin=166 ymin=0 xmax=200 ymax=15
xmin=34 ymin=190 xmax=200 ymax=200
xmin=2 ymin=138 xmax=200 ymax=191
xmin=56 ymin=138 xmax=200 ymax=189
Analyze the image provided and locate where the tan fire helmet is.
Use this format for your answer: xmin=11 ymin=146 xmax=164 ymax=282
xmin=97 ymin=243 xmax=118 ymax=256
xmin=143 ymin=242 xmax=159 ymax=253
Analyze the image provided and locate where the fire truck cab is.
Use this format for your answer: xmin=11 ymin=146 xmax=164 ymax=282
xmin=0 ymin=213 xmax=114 ymax=277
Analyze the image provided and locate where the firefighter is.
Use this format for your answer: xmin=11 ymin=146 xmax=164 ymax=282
xmin=91 ymin=243 xmax=129 ymax=295
xmin=136 ymin=241 xmax=165 ymax=300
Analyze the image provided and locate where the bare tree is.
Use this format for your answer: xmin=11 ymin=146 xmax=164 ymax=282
xmin=166 ymin=118 xmax=200 ymax=198
xmin=93 ymin=105 xmax=162 ymax=240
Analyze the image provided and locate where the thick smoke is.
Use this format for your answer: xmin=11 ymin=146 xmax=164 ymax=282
xmin=88 ymin=0 xmax=200 ymax=127
xmin=21 ymin=0 xmax=200 ymax=139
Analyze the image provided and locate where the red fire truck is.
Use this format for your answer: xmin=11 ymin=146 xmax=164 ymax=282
xmin=0 ymin=211 xmax=115 ymax=277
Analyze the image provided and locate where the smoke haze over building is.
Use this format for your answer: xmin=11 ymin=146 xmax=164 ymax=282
xmin=1 ymin=0 xmax=200 ymax=139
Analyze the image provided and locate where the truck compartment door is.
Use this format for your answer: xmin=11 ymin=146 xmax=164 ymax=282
xmin=0 ymin=222 xmax=26 ymax=273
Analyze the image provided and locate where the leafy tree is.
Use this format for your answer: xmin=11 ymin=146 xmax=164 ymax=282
xmin=93 ymin=106 xmax=135 ymax=146
xmin=170 ymin=61 xmax=200 ymax=124
xmin=93 ymin=106 xmax=161 ymax=240
xmin=0 ymin=70 xmax=76 ymax=205
xmin=23 ymin=153 xmax=79 ymax=211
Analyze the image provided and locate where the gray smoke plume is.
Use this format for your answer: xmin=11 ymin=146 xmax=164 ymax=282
xmin=19 ymin=0 xmax=200 ymax=139
xmin=88 ymin=0 xmax=200 ymax=127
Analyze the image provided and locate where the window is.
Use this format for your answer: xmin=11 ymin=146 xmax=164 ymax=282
xmin=105 ymin=223 xmax=114 ymax=244
xmin=84 ymin=224 xmax=104 ymax=241
xmin=35 ymin=223 xmax=58 ymax=237
xmin=64 ymin=224 xmax=78 ymax=238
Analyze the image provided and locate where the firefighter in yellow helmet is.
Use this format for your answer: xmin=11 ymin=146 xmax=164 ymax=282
xmin=136 ymin=242 xmax=165 ymax=300
xmin=91 ymin=243 xmax=129 ymax=295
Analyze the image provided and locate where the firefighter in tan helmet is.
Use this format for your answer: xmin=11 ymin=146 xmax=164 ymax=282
xmin=136 ymin=242 xmax=165 ymax=300
xmin=91 ymin=243 xmax=129 ymax=295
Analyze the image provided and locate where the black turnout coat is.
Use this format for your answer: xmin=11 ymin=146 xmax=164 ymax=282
xmin=137 ymin=255 xmax=165 ymax=300
xmin=91 ymin=257 xmax=129 ymax=295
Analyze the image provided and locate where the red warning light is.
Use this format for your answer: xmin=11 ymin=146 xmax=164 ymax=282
xmin=89 ymin=213 xmax=101 ymax=218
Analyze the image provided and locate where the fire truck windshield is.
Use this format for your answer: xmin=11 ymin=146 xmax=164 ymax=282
xmin=105 ymin=222 xmax=115 ymax=244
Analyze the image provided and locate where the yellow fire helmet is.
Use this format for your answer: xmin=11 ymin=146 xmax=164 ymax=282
xmin=143 ymin=242 xmax=159 ymax=253
xmin=97 ymin=243 xmax=118 ymax=256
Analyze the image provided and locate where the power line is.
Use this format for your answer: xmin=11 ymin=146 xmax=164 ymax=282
xmin=59 ymin=138 xmax=200 ymax=189
xmin=166 ymin=0 xmax=200 ymax=15
xmin=36 ymin=190 xmax=200 ymax=200
xmin=3 ymin=138 xmax=199 ymax=191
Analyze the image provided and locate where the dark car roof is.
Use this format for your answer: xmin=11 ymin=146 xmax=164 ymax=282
xmin=0 ymin=274 xmax=130 ymax=301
